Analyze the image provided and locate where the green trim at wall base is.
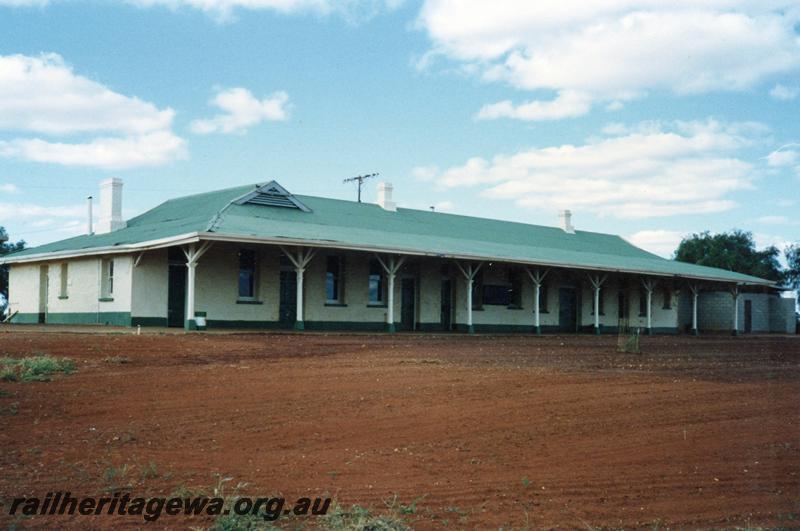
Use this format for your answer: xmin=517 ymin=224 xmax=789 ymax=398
xmin=386 ymin=323 xmax=396 ymax=333
xmin=9 ymin=313 xmax=44 ymax=324
xmin=692 ymin=328 xmax=699 ymax=336
xmin=206 ymin=320 xmax=283 ymax=329
xmin=38 ymin=312 xmax=131 ymax=326
xmin=295 ymin=321 xmax=305 ymax=331
xmin=185 ymin=319 xmax=197 ymax=331
xmin=131 ymin=317 xmax=168 ymax=327
xmin=305 ymin=321 xmax=386 ymax=332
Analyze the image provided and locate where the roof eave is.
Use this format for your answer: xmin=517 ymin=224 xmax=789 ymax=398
xmin=0 ymin=233 xmax=202 ymax=265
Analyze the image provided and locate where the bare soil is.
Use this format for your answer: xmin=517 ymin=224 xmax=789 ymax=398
xmin=0 ymin=328 xmax=798 ymax=529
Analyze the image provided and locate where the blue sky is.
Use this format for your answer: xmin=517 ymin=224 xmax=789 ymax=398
xmin=0 ymin=0 xmax=798 ymax=257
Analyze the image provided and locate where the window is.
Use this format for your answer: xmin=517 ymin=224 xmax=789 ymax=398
xmin=100 ymin=259 xmax=114 ymax=299
xmin=471 ymin=269 xmax=483 ymax=310
xmin=368 ymin=259 xmax=385 ymax=305
xmin=59 ymin=263 xmax=68 ymax=298
xmin=508 ymin=269 xmax=522 ymax=309
xmin=662 ymin=287 xmax=672 ymax=309
xmin=326 ymin=255 xmax=344 ymax=303
xmin=483 ymin=285 xmax=512 ymax=306
xmin=238 ymin=249 xmax=257 ymax=299
xmin=538 ymin=280 xmax=548 ymax=313
xmin=591 ymin=286 xmax=605 ymax=315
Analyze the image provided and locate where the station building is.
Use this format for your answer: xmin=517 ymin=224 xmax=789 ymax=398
xmin=3 ymin=179 xmax=795 ymax=334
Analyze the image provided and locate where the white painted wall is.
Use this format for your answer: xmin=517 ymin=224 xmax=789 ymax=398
xmin=8 ymin=263 xmax=41 ymax=316
xmin=131 ymin=249 xmax=169 ymax=319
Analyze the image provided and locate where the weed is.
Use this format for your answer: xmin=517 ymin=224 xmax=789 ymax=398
xmin=103 ymin=356 xmax=131 ymax=364
xmin=521 ymin=476 xmax=531 ymax=488
xmin=0 ymin=402 xmax=19 ymax=416
xmin=1 ymin=366 xmax=17 ymax=382
xmin=141 ymin=461 xmax=158 ymax=480
xmin=0 ymin=387 xmax=12 ymax=397
xmin=0 ymin=355 xmax=76 ymax=382
xmin=104 ymin=464 xmax=134 ymax=491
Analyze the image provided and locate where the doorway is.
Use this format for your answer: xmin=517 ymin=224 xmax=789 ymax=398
xmin=167 ymin=250 xmax=186 ymax=328
xmin=744 ymin=299 xmax=752 ymax=333
xmin=400 ymin=278 xmax=415 ymax=331
xmin=279 ymin=270 xmax=297 ymax=328
xmin=558 ymin=287 xmax=578 ymax=332
xmin=38 ymin=265 xmax=48 ymax=323
xmin=440 ymin=279 xmax=452 ymax=331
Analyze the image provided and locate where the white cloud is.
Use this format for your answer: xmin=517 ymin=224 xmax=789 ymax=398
xmin=756 ymin=215 xmax=790 ymax=225
xmin=0 ymin=202 xmax=85 ymax=222
xmin=415 ymin=120 xmax=761 ymax=219
xmin=0 ymin=131 xmax=187 ymax=169
xmin=10 ymin=0 xmax=406 ymax=21
xmin=411 ymin=165 xmax=439 ymax=181
xmin=190 ymin=88 xmax=290 ymax=135
xmin=0 ymin=183 xmax=20 ymax=194
xmin=418 ymin=1 xmax=800 ymax=120
xmin=770 ymin=83 xmax=799 ymax=100
xmin=434 ymin=200 xmax=453 ymax=212
xmin=627 ymin=230 xmax=685 ymax=258
xmin=476 ymin=90 xmax=592 ymax=122
xmin=766 ymin=147 xmax=799 ymax=166
xmin=0 ymin=53 xmax=185 ymax=168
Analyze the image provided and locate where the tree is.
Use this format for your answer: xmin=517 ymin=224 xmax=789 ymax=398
xmin=0 ymin=226 xmax=26 ymax=304
xmin=674 ymin=230 xmax=784 ymax=283
xmin=786 ymin=244 xmax=800 ymax=301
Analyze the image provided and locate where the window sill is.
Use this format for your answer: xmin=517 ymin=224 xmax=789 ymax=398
xmin=325 ymin=302 xmax=348 ymax=307
xmin=98 ymin=297 xmax=114 ymax=302
xmin=506 ymin=306 xmax=523 ymax=310
xmin=236 ymin=300 xmax=263 ymax=305
xmin=58 ymin=296 xmax=69 ymax=300
xmin=366 ymin=303 xmax=387 ymax=308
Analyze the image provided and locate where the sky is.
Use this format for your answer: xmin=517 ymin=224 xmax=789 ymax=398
xmin=0 ymin=0 xmax=798 ymax=259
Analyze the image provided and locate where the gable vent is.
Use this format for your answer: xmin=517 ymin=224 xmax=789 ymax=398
xmin=234 ymin=181 xmax=311 ymax=212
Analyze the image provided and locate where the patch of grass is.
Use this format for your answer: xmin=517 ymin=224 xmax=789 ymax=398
xmin=0 ymin=387 xmax=12 ymax=396
xmin=1 ymin=365 xmax=17 ymax=382
xmin=0 ymin=355 xmax=76 ymax=382
xmin=0 ymin=402 xmax=19 ymax=416
xmin=521 ymin=476 xmax=531 ymax=488
xmin=323 ymin=503 xmax=410 ymax=531
xmin=141 ymin=461 xmax=159 ymax=480
xmin=104 ymin=464 xmax=134 ymax=492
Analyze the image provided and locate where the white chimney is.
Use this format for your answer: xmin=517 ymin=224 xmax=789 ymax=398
xmin=96 ymin=178 xmax=126 ymax=234
xmin=559 ymin=209 xmax=575 ymax=234
xmin=87 ymin=195 xmax=93 ymax=235
xmin=377 ymin=181 xmax=396 ymax=212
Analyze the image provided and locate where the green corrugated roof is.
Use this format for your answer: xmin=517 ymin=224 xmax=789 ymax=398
xmin=5 ymin=182 xmax=772 ymax=285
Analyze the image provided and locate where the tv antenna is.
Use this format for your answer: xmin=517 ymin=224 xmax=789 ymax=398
xmin=343 ymin=173 xmax=379 ymax=203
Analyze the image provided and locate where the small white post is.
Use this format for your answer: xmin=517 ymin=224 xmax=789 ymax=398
xmin=280 ymin=246 xmax=317 ymax=331
xmin=455 ymin=261 xmax=483 ymax=334
xmin=731 ymin=285 xmax=740 ymax=336
xmin=641 ymin=278 xmax=657 ymax=335
xmin=374 ymin=254 xmax=406 ymax=333
xmin=525 ymin=268 xmax=549 ymax=335
xmin=182 ymin=241 xmax=212 ymax=330
xmin=86 ymin=196 xmax=93 ymax=235
xmin=587 ymin=273 xmax=607 ymax=335
xmin=296 ymin=267 xmax=305 ymax=328
xmin=689 ymin=284 xmax=700 ymax=336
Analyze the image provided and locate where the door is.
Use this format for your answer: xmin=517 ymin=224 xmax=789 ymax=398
xmin=440 ymin=279 xmax=452 ymax=331
xmin=558 ymin=288 xmax=578 ymax=332
xmin=400 ymin=278 xmax=415 ymax=331
xmin=167 ymin=263 xmax=186 ymax=328
xmin=279 ymin=271 xmax=297 ymax=328
xmin=38 ymin=265 xmax=48 ymax=323
xmin=744 ymin=299 xmax=752 ymax=333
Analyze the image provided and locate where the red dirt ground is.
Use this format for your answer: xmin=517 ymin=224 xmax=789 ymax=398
xmin=1 ymin=328 xmax=799 ymax=529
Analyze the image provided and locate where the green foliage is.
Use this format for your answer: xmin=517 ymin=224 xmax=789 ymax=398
xmin=674 ymin=230 xmax=784 ymax=282
xmin=785 ymin=244 xmax=800 ymax=300
xmin=0 ymin=226 xmax=26 ymax=302
xmin=0 ymin=355 xmax=75 ymax=382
